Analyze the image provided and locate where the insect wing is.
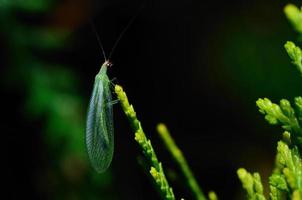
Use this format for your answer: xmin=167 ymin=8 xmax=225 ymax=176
xmin=86 ymin=71 xmax=114 ymax=173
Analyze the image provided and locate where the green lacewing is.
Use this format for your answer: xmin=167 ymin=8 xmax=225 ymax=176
xmin=86 ymin=60 xmax=114 ymax=173
xmin=85 ymin=12 xmax=139 ymax=173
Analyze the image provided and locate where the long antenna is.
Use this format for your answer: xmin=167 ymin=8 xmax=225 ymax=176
xmin=108 ymin=5 xmax=144 ymax=59
xmin=89 ymin=19 xmax=107 ymax=61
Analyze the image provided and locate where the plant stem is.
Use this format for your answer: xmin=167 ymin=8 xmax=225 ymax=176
xmin=157 ymin=123 xmax=207 ymax=200
xmin=115 ymin=85 xmax=175 ymax=200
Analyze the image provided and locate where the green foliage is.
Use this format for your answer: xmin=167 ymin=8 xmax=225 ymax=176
xmin=113 ymin=3 xmax=302 ymax=199
xmin=284 ymin=41 xmax=302 ymax=75
xmin=115 ymin=85 xmax=175 ymax=200
xmin=263 ymin=137 xmax=302 ymax=200
xmin=237 ymin=168 xmax=266 ymax=200
xmin=284 ymin=4 xmax=302 ymax=35
xmin=256 ymin=98 xmax=302 ymax=148
xmin=238 ymin=3 xmax=302 ymax=200
xmin=276 ymin=141 xmax=302 ymax=194
xmin=269 ymin=174 xmax=288 ymax=192
xmin=208 ymin=191 xmax=218 ymax=200
xmin=157 ymin=123 xmax=207 ymax=200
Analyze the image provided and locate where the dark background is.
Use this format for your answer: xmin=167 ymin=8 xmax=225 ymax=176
xmin=2 ymin=0 xmax=302 ymax=199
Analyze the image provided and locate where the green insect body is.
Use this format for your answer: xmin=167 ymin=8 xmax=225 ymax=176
xmin=85 ymin=10 xmax=138 ymax=172
xmin=86 ymin=61 xmax=114 ymax=173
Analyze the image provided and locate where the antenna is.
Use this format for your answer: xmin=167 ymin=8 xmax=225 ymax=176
xmin=108 ymin=7 xmax=143 ymax=59
xmin=89 ymin=19 xmax=107 ymax=61
xmin=89 ymin=4 xmax=144 ymax=61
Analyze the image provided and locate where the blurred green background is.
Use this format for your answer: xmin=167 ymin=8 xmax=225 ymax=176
xmin=2 ymin=0 xmax=302 ymax=199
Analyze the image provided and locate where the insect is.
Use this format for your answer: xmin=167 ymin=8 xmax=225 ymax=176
xmin=85 ymin=11 xmax=140 ymax=173
xmin=86 ymin=59 xmax=114 ymax=173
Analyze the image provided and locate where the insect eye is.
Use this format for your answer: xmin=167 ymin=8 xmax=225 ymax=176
xmin=107 ymin=62 xmax=113 ymax=67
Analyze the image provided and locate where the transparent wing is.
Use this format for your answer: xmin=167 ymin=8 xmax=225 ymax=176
xmin=86 ymin=75 xmax=114 ymax=173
